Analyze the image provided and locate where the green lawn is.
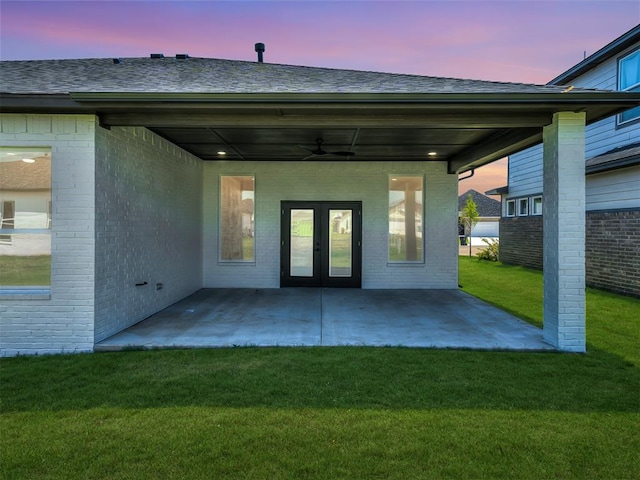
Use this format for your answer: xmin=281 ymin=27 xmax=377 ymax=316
xmin=0 ymin=255 xmax=51 ymax=286
xmin=1 ymin=258 xmax=638 ymax=479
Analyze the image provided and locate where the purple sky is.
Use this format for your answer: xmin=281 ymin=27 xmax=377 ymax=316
xmin=1 ymin=0 xmax=638 ymax=194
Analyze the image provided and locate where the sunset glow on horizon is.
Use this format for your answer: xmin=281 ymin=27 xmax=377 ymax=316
xmin=1 ymin=0 xmax=638 ymax=195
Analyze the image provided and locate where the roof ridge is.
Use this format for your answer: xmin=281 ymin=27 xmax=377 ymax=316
xmin=0 ymin=56 xmax=561 ymax=89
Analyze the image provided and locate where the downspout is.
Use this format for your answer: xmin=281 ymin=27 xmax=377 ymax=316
xmin=458 ymin=169 xmax=475 ymax=181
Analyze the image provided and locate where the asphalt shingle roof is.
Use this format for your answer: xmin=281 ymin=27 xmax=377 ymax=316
xmin=0 ymin=157 xmax=51 ymax=190
xmin=0 ymin=57 xmax=591 ymax=95
xmin=458 ymin=189 xmax=501 ymax=217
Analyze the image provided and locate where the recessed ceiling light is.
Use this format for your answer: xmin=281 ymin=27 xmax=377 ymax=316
xmin=217 ymin=151 xmax=227 ymax=156
xmin=427 ymin=151 xmax=437 ymax=157
xmin=22 ymin=158 xmax=36 ymax=163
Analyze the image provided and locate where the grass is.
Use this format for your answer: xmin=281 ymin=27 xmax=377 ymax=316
xmin=1 ymin=259 xmax=639 ymax=479
xmin=0 ymin=254 xmax=50 ymax=286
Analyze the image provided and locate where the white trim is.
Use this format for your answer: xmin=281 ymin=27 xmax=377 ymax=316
xmin=617 ymin=48 xmax=640 ymax=126
xmin=531 ymin=195 xmax=543 ymax=215
xmin=518 ymin=197 xmax=529 ymax=216
xmin=505 ymin=198 xmax=516 ymax=217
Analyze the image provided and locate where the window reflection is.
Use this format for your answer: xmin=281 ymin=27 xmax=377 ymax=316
xmin=0 ymin=148 xmax=52 ymax=287
xmin=220 ymin=176 xmax=254 ymax=261
xmin=389 ymin=176 xmax=423 ymax=262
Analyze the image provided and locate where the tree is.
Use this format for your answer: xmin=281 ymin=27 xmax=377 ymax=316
xmin=461 ymin=193 xmax=479 ymax=257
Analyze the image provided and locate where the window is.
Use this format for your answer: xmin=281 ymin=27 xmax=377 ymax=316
xmin=518 ymin=198 xmax=529 ymax=216
xmin=389 ymin=176 xmax=423 ymax=262
xmin=220 ymin=175 xmax=254 ymax=262
xmin=618 ymin=49 xmax=640 ymax=125
xmin=531 ymin=196 xmax=542 ymax=216
xmin=0 ymin=148 xmax=52 ymax=288
xmin=506 ymin=199 xmax=516 ymax=217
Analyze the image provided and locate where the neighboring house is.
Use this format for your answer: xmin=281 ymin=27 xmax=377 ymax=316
xmin=0 ymin=49 xmax=637 ymax=355
xmin=458 ymin=189 xmax=501 ymax=245
xmin=490 ymin=25 xmax=640 ymax=298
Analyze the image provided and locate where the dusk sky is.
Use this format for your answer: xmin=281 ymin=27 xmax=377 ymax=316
xmin=1 ymin=0 xmax=639 ymax=195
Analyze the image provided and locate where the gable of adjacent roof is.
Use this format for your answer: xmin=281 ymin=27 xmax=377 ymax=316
xmin=458 ymin=189 xmax=501 ymax=217
xmin=586 ymin=142 xmax=640 ymax=174
xmin=548 ymin=24 xmax=640 ymax=86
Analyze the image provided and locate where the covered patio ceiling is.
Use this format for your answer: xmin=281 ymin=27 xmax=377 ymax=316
xmin=2 ymin=93 xmax=637 ymax=174
xmin=67 ymin=91 xmax=638 ymax=174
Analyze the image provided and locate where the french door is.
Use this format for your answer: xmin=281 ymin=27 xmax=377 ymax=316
xmin=281 ymin=201 xmax=362 ymax=287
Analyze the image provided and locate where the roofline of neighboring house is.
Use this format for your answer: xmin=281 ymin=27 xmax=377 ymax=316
xmin=549 ymin=25 xmax=640 ymax=86
xmin=485 ymin=186 xmax=508 ymax=196
xmin=586 ymin=156 xmax=640 ymax=174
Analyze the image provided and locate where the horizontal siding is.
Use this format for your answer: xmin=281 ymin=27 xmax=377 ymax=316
xmin=507 ymin=144 xmax=543 ymax=197
xmin=507 ymin=40 xmax=640 ymax=197
xmin=586 ymin=166 xmax=640 ymax=211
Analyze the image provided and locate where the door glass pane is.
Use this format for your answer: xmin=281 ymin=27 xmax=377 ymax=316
xmin=290 ymin=209 xmax=314 ymax=277
xmin=329 ymin=209 xmax=352 ymax=277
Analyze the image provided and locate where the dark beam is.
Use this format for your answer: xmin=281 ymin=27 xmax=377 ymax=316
xmin=99 ymin=112 xmax=554 ymax=129
xmin=447 ymin=128 xmax=542 ymax=173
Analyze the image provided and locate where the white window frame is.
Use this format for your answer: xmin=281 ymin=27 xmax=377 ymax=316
xmin=505 ymin=199 xmax=516 ymax=217
xmin=531 ymin=195 xmax=543 ymax=216
xmin=518 ymin=198 xmax=529 ymax=216
xmin=617 ymin=48 xmax=640 ymax=126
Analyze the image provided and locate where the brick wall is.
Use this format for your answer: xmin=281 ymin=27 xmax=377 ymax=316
xmin=499 ymin=210 xmax=639 ymax=298
xmin=499 ymin=216 xmax=543 ymax=269
xmin=586 ymin=209 xmax=640 ymax=297
xmin=0 ymin=114 xmax=96 ymax=356
xmin=94 ymin=126 xmax=203 ymax=342
xmin=203 ymin=161 xmax=459 ymax=289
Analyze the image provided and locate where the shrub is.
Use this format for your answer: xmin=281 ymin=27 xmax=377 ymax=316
xmin=477 ymin=238 xmax=499 ymax=261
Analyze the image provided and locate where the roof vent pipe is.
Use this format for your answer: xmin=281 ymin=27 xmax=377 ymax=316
xmin=255 ymin=43 xmax=265 ymax=63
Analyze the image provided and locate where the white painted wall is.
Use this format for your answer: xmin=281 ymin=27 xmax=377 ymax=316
xmin=94 ymin=126 xmax=203 ymax=342
xmin=203 ymin=161 xmax=459 ymax=289
xmin=0 ymin=114 xmax=96 ymax=356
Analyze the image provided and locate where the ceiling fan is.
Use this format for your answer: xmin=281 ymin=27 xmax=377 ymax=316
xmin=299 ymin=138 xmax=356 ymax=160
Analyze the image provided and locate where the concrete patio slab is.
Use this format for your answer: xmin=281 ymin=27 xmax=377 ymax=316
xmin=95 ymin=288 xmax=554 ymax=352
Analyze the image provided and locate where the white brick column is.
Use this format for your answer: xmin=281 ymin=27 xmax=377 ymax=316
xmin=542 ymin=112 xmax=586 ymax=352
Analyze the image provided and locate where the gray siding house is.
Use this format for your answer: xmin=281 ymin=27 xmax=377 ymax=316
xmin=493 ymin=25 xmax=640 ymax=297
xmin=1 ymin=51 xmax=638 ymax=356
